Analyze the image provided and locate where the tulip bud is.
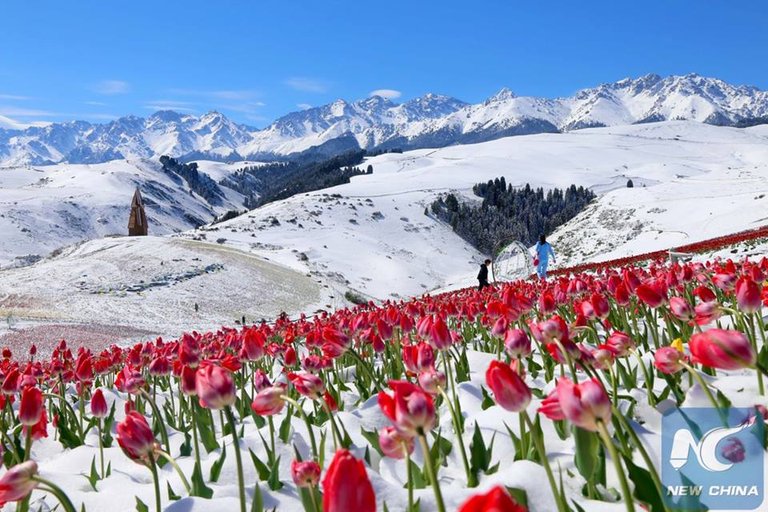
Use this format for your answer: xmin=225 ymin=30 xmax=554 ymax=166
xmin=117 ymin=411 xmax=157 ymax=464
xmin=19 ymin=387 xmax=43 ymax=427
xmin=556 ymin=377 xmax=611 ymax=432
xmin=378 ymin=426 xmax=414 ymax=459
xmin=291 ymin=460 xmax=321 ymax=488
xmin=91 ymin=388 xmax=108 ymax=418
xmin=251 ymin=386 xmax=286 ymax=416
xmin=288 ymin=371 xmax=325 ymax=399
xmin=736 ymin=277 xmax=761 ymax=314
xmin=378 ymin=381 xmax=436 ymax=436
xmin=417 ymin=370 xmax=446 ymax=395
xmin=669 ymin=297 xmax=694 ymax=322
xmin=0 ymin=461 xmax=38 ymax=504
xmin=485 ymin=360 xmax=531 ymax=412
xmin=654 ymin=347 xmax=687 ymax=374
xmin=504 ymin=329 xmax=531 ymax=358
xmin=195 ymin=364 xmax=236 ymax=409
xmin=322 ymin=450 xmax=376 ymax=512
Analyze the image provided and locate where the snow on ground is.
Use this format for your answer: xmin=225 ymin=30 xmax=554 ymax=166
xmin=190 ymin=160 xmax=267 ymax=183
xmin=181 ymin=121 xmax=768 ymax=299
xmin=0 ymin=159 xmax=245 ymax=268
xmin=0 ymin=236 xmax=330 ymax=347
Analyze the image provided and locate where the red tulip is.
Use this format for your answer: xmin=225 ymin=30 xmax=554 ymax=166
xmin=251 ymin=386 xmax=286 ymax=416
xmin=694 ymin=285 xmax=717 ymax=303
xmin=252 ymin=369 xmax=272 ymax=392
xmin=19 ymin=387 xmax=43 ymax=426
xmin=428 ymin=315 xmax=452 ymax=349
xmin=735 ymin=277 xmax=761 ymax=314
xmin=689 ymin=329 xmax=756 ymax=370
xmin=117 ymin=411 xmax=157 ymax=464
xmin=241 ymin=329 xmax=266 ymax=361
xmin=378 ymin=426 xmax=414 ymax=459
xmin=556 ymin=377 xmax=611 ymax=432
xmin=591 ymin=293 xmax=610 ymax=319
xmin=485 ymin=360 xmax=531 ymax=412
xmin=603 ymin=331 xmax=634 ymax=357
xmin=288 ymin=371 xmax=325 ymax=399
xmin=417 ymin=369 xmax=446 ymax=395
xmin=504 ymin=329 xmax=531 ymax=358
xmin=1 ymin=369 xmax=19 ymax=395
xmin=24 ymin=409 xmax=48 ymax=441
xmin=0 ymin=461 xmax=38 ymax=505
xmin=378 ymin=381 xmax=436 ymax=436
xmin=654 ymin=347 xmax=687 ymax=374
xmin=91 ymin=388 xmax=108 ymax=418
xmin=636 ymin=283 xmax=665 ymax=308
xmin=694 ymin=302 xmax=723 ymax=325
xmin=291 ymin=459 xmax=321 ymax=488
xmin=458 ymin=485 xmax=527 ymax=512
xmin=322 ymin=449 xmax=376 ymax=512
xmin=669 ymin=297 xmax=694 ymax=321
xmin=196 ymin=364 xmax=236 ymax=409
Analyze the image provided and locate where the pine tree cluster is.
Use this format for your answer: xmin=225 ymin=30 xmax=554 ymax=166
xmin=221 ymin=150 xmax=372 ymax=208
xmin=429 ymin=177 xmax=595 ymax=255
xmin=160 ymin=155 xmax=224 ymax=206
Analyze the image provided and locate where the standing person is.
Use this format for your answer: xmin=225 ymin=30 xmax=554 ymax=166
xmin=477 ymin=259 xmax=491 ymax=290
xmin=534 ymin=235 xmax=556 ymax=279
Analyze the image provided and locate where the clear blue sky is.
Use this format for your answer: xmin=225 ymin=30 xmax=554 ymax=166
xmin=1 ymin=0 xmax=766 ymax=127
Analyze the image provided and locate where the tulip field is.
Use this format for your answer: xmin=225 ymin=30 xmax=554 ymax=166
xmin=1 ymin=255 xmax=768 ymax=512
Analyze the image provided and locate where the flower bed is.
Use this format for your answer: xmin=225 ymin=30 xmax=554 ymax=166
xmin=0 ymin=256 xmax=767 ymax=511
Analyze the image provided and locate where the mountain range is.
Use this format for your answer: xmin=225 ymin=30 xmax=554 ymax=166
xmin=1 ymin=73 xmax=767 ymax=166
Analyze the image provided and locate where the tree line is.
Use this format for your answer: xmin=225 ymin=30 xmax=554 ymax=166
xmin=429 ymin=176 xmax=595 ymax=255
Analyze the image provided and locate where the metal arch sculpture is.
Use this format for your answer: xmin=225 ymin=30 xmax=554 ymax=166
xmin=492 ymin=240 xmax=534 ymax=282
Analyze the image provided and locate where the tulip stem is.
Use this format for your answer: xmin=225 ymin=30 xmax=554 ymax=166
xmin=680 ymin=362 xmax=728 ymax=425
xmin=224 ymin=406 xmax=247 ymax=512
xmin=417 ymin=430 xmax=446 ymax=512
xmin=348 ymin=348 xmax=384 ymax=392
xmin=42 ymin=392 xmax=84 ymax=440
xmin=406 ymin=450 xmax=414 ymax=511
xmin=142 ymin=390 xmax=171 ymax=457
xmin=155 ymin=450 xmax=192 ymax=494
xmin=612 ymin=410 xmax=664 ymax=501
xmin=282 ymin=396 xmax=319 ymax=461
xmin=23 ymin=432 xmax=32 ymax=462
xmin=308 ymin=485 xmax=320 ymax=512
xmin=97 ymin=419 xmax=106 ymax=479
xmin=437 ymin=387 xmax=475 ymax=487
xmin=32 ymin=476 xmax=78 ymax=512
xmin=596 ymin=420 xmax=635 ymax=512
xmin=631 ymin=350 xmax=656 ymax=407
xmin=147 ymin=452 xmax=162 ymax=512
xmin=521 ymin=411 xmax=568 ymax=512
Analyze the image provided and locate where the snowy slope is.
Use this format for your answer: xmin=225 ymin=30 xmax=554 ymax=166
xmin=179 ymin=121 xmax=768 ymax=299
xmin=0 ymin=159 xmax=246 ymax=267
xmin=2 ymin=74 xmax=768 ymax=166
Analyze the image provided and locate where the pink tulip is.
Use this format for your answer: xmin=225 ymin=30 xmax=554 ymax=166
xmin=689 ymin=329 xmax=756 ymax=370
xmin=378 ymin=381 xmax=436 ymax=436
xmin=654 ymin=347 xmax=687 ymax=374
xmin=91 ymin=388 xmax=108 ymax=418
xmin=378 ymin=426 xmax=414 ymax=459
xmin=195 ymin=364 xmax=236 ymax=409
xmin=669 ymin=297 xmax=694 ymax=322
xmin=117 ymin=412 xmax=157 ymax=463
xmin=735 ymin=277 xmax=761 ymax=314
xmin=251 ymin=386 xmax=285 ymax=416
xmin=288 ymin=371 xmax=325 ymax=399
xmin=0 ymin=461 xmax=38 ymax=505
xmin=291 ymin=459 xmax=321 ymax=488
xmin=504 ymin=329 xmax=531 ymax=358
xmin=556 ymin=377 xmax=611 ymax=432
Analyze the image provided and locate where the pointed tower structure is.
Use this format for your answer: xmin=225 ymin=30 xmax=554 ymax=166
xmin=128 ymin=188 xmax=149 ymax=236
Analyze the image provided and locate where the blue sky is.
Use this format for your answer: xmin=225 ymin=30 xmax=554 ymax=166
xmin=1 ymin=0 xmax=767 ymax=128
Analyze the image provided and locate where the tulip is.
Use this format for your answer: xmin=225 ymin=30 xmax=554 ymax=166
xmin=689 ymin=329 xmax=756 ymax=370
xmin=180 ymin=365 xmax=197 ymax=395
xmin=116 ymin=411 xmax=157 ymax=464
xmin=378 ymin=381 xmax=436 ymax=436
xmin=556 ymin=377 xmax=611 ymax=432
xmin=291 ymin=459 xmax=321 ymax=487
xmin=288 ymin=371 xmax=325 ymax=399
xmin=504 ymin=328 xmax=531 ymax=358
xmin=91 ymin=388 xmax=108 ymax=418
xmin=636 ymin=283 xmax=665 ymax=308
xmin=1 ymin=369 xmax=19 ymax=395
xmin=735 ymin=277 xmax=761 ymax=314
xmin=668 ymin=297 xmax=694 ymax=321
xmin=251 ymin=386 xmax=285 ymax=416
xmin=694 ymin=285 xmax=718 ymax=303
xmin=713 ymin=273 xmax=736 ymax=291
xmin=591 ymin=293 xmax=610 ymax=319
xmin=0 ymin=461 xmax=38 ymax=505
xmin=195 ymin=364 xmax=236 ymax=409
xmin=241 ymin=329 xmax=266 ymax=361
xmin=654 ymin=347 xmax=687 ymax=374
xmin=322 ymin=449 xmax=376 ymax=512
xmin=417 ymin=370 xmax=446 ymax=395
xmin=694 ymin=301 xmax=723 ymax=325
xmin=603 ymin=331 xmax=634 ymax=357
xmin=378 ymin=426 xmax=414 ymax=459
xmin=252 ymin=369 xmax=272 ymax=392
xmin=458 ymin=485 xmax=527 ymax=512
xmin=19 ymin=387 xmax=43 ymax=427
xmin=428 ymin=315 xmax=452 ymax=350
xmin=485 ymin=360 xmax=531 ymax=412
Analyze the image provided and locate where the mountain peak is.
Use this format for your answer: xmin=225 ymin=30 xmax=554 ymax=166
xmin=488 ymin=87 xmax=516 ymax=102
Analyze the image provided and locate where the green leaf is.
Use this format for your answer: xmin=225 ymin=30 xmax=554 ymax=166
xmin=179 ymin=431 xmax=192 ymax=457
xmin=190 ymin=460 xmax=214 ymax=498
xmin=573 ymin=427 xmax=600 ymax=482
xmin=622 ymin=453 xmax=664 ymax=512
xmin=167 ymin=482 xmax=181 ymax=501
xmin=505 ymin=487 xmax=528 ymax=508
xmin=469 ymin=422 xmax=491 ymax=476
xmin=135 ymin=497 xmax=149 ymax=512
xmin=279 ymin=408 xmax=293 ymax=444
xmin=209 ymin=443 xmax=227 ymax=483
xmin=196 ymin=407 xmax=220 ymax=453
xmin=267 ymin=455 xmax=283 ymax=491
xmin=102 ymin=402 xmax=116 ymax=448
xmin=360 ymin=427 xmax=383 ymax=456
xmin=249 ymin=449 xmax=271 ymax=481
xmin=409 ymin=457 xmax=427 ymax=489
xmin=82 ymin=456 xmax=99 ymax=491
xmin=480 ymin=386 xmax=495 ymax=410
xmin=251 ymin=483 xmax=264 ymax=512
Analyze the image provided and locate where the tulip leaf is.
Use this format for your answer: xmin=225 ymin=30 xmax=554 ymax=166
xmin=758 ymin=345 xmax=768 ymax=369
xmin=135 ymin=497 xmax=149 ymax=512
xmin=573 ymin=426 xmax=600 ymax=483
xmin=299 ymin=487 xmax=317 ymax=512
xmin=469 ymin=422 xmax=493 ymax=477
xmin=430 ymin=430 xmax=452 ymax=468
xmin=179 ymin=431 xmax=192 ymax=457
xmin=209 ymin=443 xmax=227 ymax=482
xmin=82 ymin=456 xmax=100 ymax=491
xmin=56 ymin=409 xmax=83 ymax=449
xmin=621 ymin=453 xmax=664 ymax=512
xmin=505 ymin=487 xmax=528 ymax=508
xmin=360 ymin=427 xmax=383 ymax=456
xmin=408 ymin=458 xmax=427 ymax=489
xmin=267 ymin=455 xmax=283 ymax=490
xmin=191 ymin=461 xmax=214 ymax=498
xmin=251 ymin=483 xmax=264 ymax=512
xmin=480 ymin=386 xmax=495 ymax=410
xmin=249 ymin=449 xmax=271 ymax=481
xmin=279 ymin=408 xmax=293 ymax=444
xmin=167 ymin=482 xmax=181 ymax=501
xmin=195 ymin=407 xmax=220 ymax=453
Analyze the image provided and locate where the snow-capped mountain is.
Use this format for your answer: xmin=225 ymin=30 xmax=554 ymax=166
xmin=1 ymin=73 xmax=767 ymax=166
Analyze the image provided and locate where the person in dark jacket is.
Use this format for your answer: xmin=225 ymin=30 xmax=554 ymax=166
xmin=477 ymin=259 xmax=491 ymax=290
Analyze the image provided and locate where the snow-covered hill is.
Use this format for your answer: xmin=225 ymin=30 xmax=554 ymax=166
xmin=178 ymin=121 xmax=768 ymax=299
xmin=2 ymin=74 xmax=767 ymax=166
xmin=0 ymin=158 xmax=247 ymax=267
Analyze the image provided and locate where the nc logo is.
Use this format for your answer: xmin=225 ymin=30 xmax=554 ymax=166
xmin=669 ymin=416 xmax=756 ymax=472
